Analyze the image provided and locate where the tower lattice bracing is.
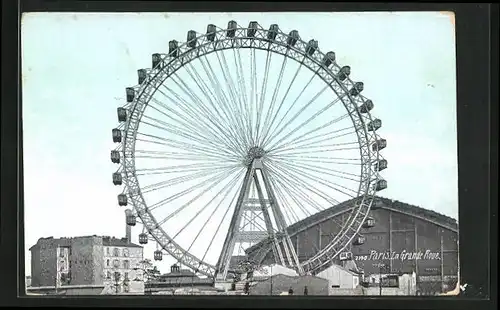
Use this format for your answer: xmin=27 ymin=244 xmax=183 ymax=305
xmin=215 ymin=157 xmax=303 ymax=280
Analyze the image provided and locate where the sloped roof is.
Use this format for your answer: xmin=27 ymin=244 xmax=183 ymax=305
xmin=160 ymin=269 xmax=197 ymax=278
xmin=246 ymin=196 xmax=458 ymax=255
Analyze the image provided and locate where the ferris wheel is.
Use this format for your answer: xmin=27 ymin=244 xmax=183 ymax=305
xmin=110 ymin=21 xmax=387 ymax=280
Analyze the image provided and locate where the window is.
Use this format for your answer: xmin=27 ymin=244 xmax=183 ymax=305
xmin=124 ymin=272 xmax=129 ymax=280
xmin=123 ymin=283 xmax=130 ymax=293
xmin=107 ymin=271 xmax=111 ymax=279
xmin=113 ymin=259 xmax=120 ymax=268
xmin=106 ymin=247 xmax=110 ymax=255
xmin=106 ymin=259 xmax=110 ymax=267
xmin=123 ymin=260 xmax=130 ymax=269
xmin=123 ymin=248 xmax=129 ymax=257
xmin=113 ymin=248 xmax=120 ymax=257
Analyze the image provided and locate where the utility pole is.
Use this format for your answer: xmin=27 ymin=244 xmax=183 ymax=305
xmin=270 ymin=265 xmax=273 ymax=296
xmin=379 ymin=264 xmax=385 ymax=296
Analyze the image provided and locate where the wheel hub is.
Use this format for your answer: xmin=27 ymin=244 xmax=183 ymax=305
xmin=243 ymin=146 xmax=266 ymax=167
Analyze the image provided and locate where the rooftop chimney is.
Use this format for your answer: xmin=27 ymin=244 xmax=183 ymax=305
xmin=125 ymin=209 xmax=132 ymax=243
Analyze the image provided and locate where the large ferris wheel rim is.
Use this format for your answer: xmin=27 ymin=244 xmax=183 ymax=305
xmin=120 ymin=21 xmax=382 ymax=277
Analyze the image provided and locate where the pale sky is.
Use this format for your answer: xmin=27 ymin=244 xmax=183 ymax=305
xmin=21 ymin=12 xmax=457 ymax=276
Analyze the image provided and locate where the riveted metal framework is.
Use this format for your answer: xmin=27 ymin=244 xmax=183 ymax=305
xmin=111 ymin=21 xmax=386 ymax=279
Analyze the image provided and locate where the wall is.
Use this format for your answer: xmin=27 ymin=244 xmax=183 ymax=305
xmin=69 ymin=236 xmax=99 ymax=285
xmin=329 ymin=274 xmax=417 ymax=296
xmin=30 ymin=248 xmax=41 ymax=287
xmin=26 ymin=285 xmax=105 ymax=296
xmin=316 ymin=264 xmax=357 ymax=289
xmin=351 ymin=210 xmax=458 ymax=294
xmin=30 ymin=236 xmax=145 ymax=292
xmin=30 ymin=240 xmax=58 ymax=287
xmin=250 ymin=205 xmax=458 ymax=295
xmin=330 ymin=287 xmax=364 ymax=296
xmin=250 ymin=275 xmax=329 ymax=296
xmin=398 ymin=273 xmax=417 ymax=295
xmin=64 ymin=286 xmax=105 ymax=295
xmin=102 ymin=245 xmax=144 ymax=294
xmin=92 ymin=239 xmax=105 ymax=285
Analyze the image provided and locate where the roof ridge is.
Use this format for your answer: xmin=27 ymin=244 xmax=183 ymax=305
xmin=246 ymin=196 xmax=458 ymax=255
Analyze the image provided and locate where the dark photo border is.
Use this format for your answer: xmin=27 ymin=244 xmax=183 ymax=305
xmin=1 ymin=1 xmax=497 ymax=309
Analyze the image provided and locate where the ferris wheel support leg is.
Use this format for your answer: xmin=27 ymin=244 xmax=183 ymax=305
xmin=215 ymin=167 xmax=254 ymax=281
xmin=253 ymin=174 xmax=282 ymax=265
xmin=260 ymin=165 xmax=305 ymax=275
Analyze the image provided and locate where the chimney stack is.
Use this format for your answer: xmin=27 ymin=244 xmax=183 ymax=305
xmin=125 ymin=209 xmax=132 ymax=243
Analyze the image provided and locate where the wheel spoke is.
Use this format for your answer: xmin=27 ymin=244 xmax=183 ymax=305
xmin=168 ymin=171 xmax=242 ymax=246
xmin=266 ymin=95 xmax=347 ymax=152
xmin=153 ymin=87 xmax=243 ymax=155
xmin=115 ymin=24 xmax=382 ymax=279
xmin=140 ymin=114 xmax=240 ymax=158
xmin=260 ymin=55 xmax=307 ymax=147
xmin=259 ymin=55 xmax=288 ymax=146
xmin=197 ymin=54 xmax=248 ymax=154
xmin=136 ymin=132 xmax=241 ymax=162
xmin=269 ymin=126 xmax=354 ymax=154
xmin=152 ymin=166 xmax=242 ymax=226
xmin=212 ymin=50 xmax=251 ymax=148
xmin=255 ymin=47 xmax=273 ymax=143
xmin=158 ymin=81 xmax=246 ymax=156
xmin=263 ymin=82 xmax=331 ymax=150
xmin=265 ymin=161 xmax=342 ymax=212
xmin=196 ymin=175 xmax=243 ymax=271
xmin=268 ymin=159 xmax=358 ymax=199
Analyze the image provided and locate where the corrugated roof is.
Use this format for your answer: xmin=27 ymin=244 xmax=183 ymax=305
xmin=245 ymin=196 xmax=458 ymax=255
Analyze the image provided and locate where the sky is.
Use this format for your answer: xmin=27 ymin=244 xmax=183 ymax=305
xmin=21 ymin=12 xmax=457 ymax=276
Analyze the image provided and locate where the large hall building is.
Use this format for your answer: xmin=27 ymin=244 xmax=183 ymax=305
xmin=245 ymin=197 xmax=459 ymax=295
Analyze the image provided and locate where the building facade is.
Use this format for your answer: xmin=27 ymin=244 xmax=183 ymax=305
xmin=145 ymin=264 xmax=215 ymax=295
xmin=29 ymin=235 xmax=144 ymax=294
xmin=316 ymin=263 xmax=359 ymax=290
xmin=245 ymin=197 xmax=459 ymax=295
xmin=101 ymin=236 xmax=145 ymax=294
xmin=249 ymin=274 xmax=329 ymax=296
